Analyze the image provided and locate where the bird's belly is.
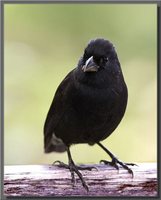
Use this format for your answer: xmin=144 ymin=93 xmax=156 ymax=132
xmin=55 ymin=92 xmax=126 ymax=145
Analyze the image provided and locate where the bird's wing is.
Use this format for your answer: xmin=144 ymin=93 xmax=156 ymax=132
xmin=44 ymin=69 xmax=74 ymax=153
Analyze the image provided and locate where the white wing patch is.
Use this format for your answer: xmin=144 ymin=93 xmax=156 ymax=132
xmin=51 ymin=132 xmax=64 ymax=145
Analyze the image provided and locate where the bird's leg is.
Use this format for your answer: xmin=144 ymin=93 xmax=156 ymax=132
xmin=66 ymin=146 xmax=89 ymax=191
xmin=97 ymin=142 xmax=137 ymax=177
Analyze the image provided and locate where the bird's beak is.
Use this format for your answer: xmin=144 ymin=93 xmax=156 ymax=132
xmin=82 ymin=56 xmax=99 ymax=72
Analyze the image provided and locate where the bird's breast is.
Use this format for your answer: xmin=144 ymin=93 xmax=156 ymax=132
xmin=55 ymin=81 xmax=127 ymax=145
xmin=69 ymin=84 xmax=124 ymax=125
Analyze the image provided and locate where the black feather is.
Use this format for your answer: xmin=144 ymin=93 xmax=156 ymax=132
xmin=44 ymin=38 xmax=127 ymax=152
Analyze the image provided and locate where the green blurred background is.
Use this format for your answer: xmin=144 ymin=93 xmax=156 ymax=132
xmin=4 ymin=4 xmax=157 ymax=165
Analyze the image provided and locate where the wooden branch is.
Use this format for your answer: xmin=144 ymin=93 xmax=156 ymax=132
xmin=4 ymin=163 xmax=157 ymax=197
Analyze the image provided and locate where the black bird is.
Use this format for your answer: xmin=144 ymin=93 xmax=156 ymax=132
xmin=44 ymin=38 xmax=135 ymax=191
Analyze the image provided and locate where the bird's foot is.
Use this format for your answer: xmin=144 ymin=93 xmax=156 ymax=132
xmin=69 ymin=161 xmax=89 ymax=191
xmin=100 ymin=158 xmax=137 ymax=177
xmin=53 ymin=161 xmax=97 ymax=171
xmin=53 ymin=160 xmax=89 ymax=191
xmin=78 ymin=164 xmax=98 ymax=171
xmin=53 ymin=160 xmax=70 ymax=169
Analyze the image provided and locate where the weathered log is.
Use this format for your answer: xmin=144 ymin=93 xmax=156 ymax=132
xmin=4 ymin=163 xmax=157 ymax=197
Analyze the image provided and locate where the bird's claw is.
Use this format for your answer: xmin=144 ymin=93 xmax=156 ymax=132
xmin=78 ymin=165 xmax=98 ymax=171
xmin=52 ymin=160 xmax=69 ymax=169
xmin=125 ymin=162 xmax=138 ymax=167
xmin=52 ymin=160 xmax=89 ymax=191
xmin=69 ymin=162 xmax=89 ymax=192
xmin=53 ymin=161 xmax=97 ymax=171
xmin=100 ymin=158 xmax=136 ymax=178
xmin=100 ymin=159 xmax=119 ymax=171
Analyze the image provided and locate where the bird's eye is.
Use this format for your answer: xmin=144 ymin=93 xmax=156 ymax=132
xmin=100 ymin=57 xmax=108 ymax=65
xmin=104 ymin=57 xmax=109 ymax=62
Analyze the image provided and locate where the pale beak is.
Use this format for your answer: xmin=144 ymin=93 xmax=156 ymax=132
xmin=82 ymin=56 xmax=99 ymax=72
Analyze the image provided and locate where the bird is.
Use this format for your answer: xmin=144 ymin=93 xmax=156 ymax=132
xmin=44 ymin=38 xmax=135 ymax=191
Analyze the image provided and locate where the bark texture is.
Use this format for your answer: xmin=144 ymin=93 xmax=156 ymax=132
xmin=4 ymin=163 xmax=157 ymax=197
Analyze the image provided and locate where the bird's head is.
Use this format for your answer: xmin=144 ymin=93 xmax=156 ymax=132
xmin=80 ymin=38 xmax=118 ymax=73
